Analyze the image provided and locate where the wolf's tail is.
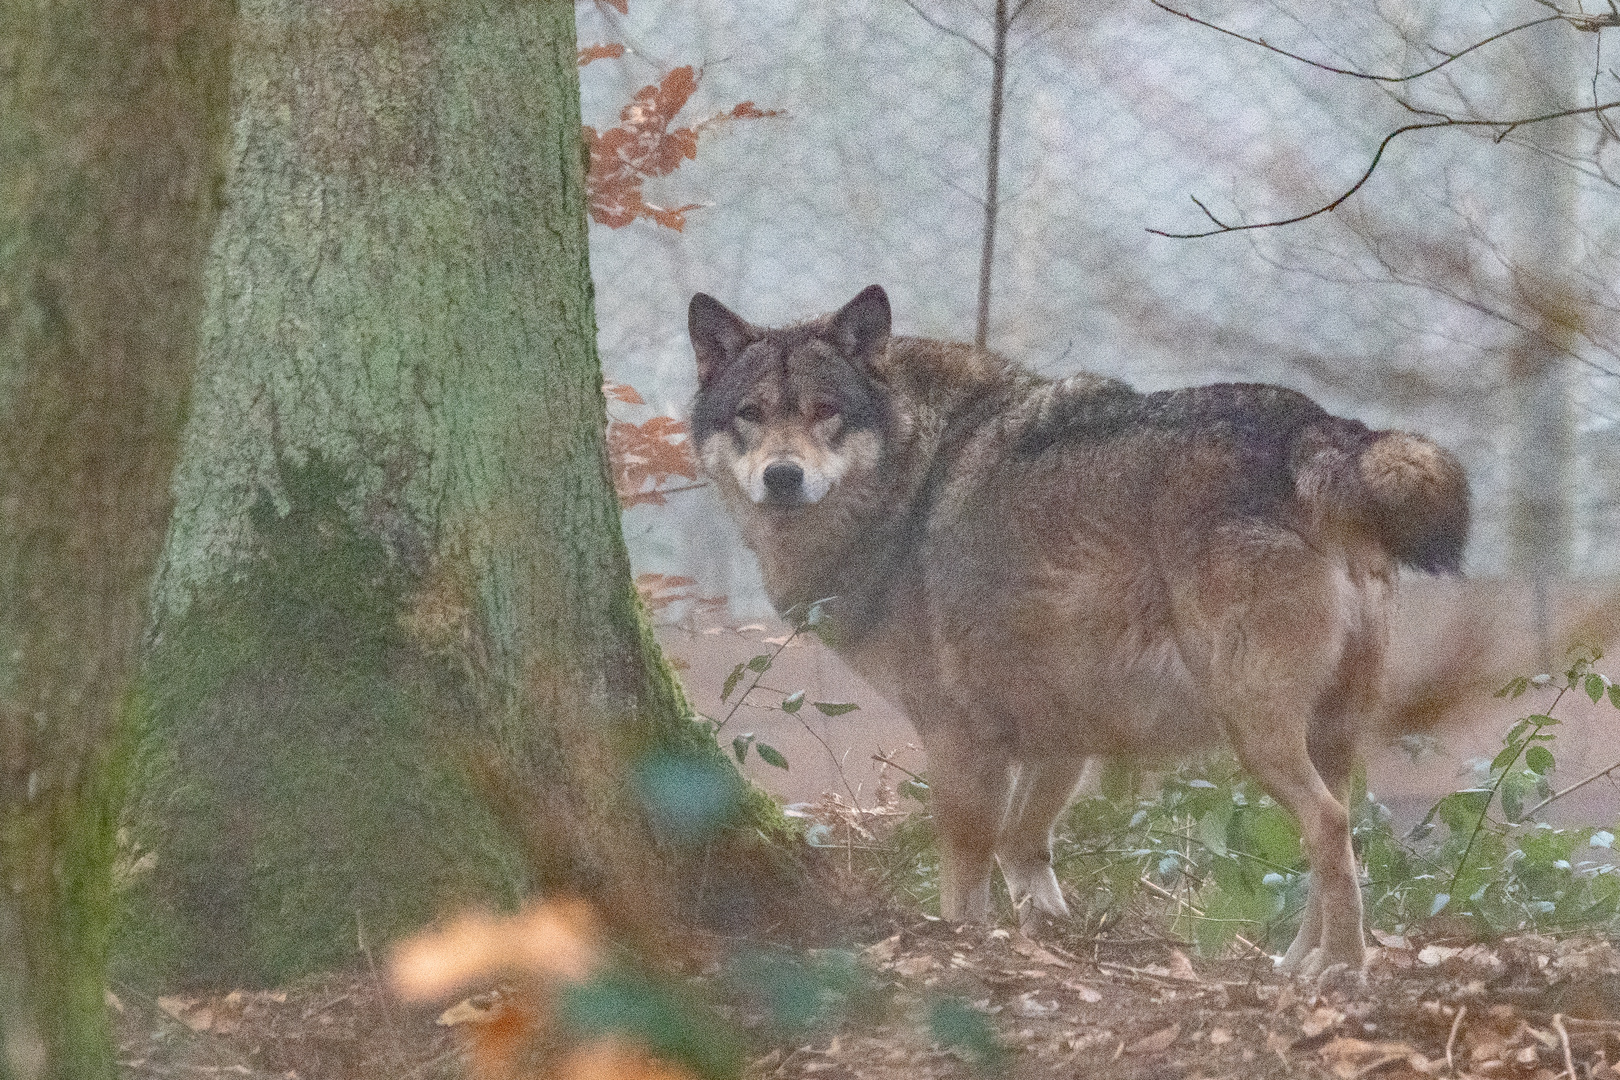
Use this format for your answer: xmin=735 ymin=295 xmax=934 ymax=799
xmin=1292 ymin=422 xmax=1471 ymax=574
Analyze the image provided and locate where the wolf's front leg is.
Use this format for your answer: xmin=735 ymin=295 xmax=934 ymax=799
xmin=926 ymin=729 xmax=1013 ymax=922
xmin=996 ymin=756 xmax=1093 ymax=927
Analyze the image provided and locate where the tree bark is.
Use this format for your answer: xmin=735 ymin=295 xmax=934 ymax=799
xmin=0 ymin=1 xmax=233 ymax=1075
xmin=129 ymin=0 xmax=783 ymax=986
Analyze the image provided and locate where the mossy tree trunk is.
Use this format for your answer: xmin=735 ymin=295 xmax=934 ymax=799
xmin=0 ymin=1 xmax=233 ymax=1076
xmin=129 ymin=0 xmax=781 ymax=987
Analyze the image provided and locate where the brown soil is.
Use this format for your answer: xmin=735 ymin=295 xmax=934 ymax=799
xmin=115 ymin=912 xmax=1620 ymax=1080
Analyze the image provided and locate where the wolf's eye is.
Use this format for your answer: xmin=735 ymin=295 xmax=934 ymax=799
xmin=735 ymin=403 xmax=763 ymax=424
xmin=808 ymin=401 xmax=840 ymax=423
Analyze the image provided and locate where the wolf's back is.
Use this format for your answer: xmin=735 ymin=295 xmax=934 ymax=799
xmin=1291 ymin=419 xmax=1470 ymax=574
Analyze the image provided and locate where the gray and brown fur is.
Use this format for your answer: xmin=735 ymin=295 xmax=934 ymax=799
xmin=689 ymin=285 xmax=1470 ymax=975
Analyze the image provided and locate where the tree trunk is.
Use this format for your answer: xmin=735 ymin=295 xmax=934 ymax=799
xmin=0 ymin=2 xmax=233 ymax=1075
xmin=974 ymin=0 xmax=1010 ymax=350
xmin=1504 ymin=26 xmax=1578 ymax=667
xmin=127 ymin=0 xmax=784 ymax=987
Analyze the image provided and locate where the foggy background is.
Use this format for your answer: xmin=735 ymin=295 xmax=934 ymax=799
xmin=578 ymin=0 xmax=1620 ymax=616
xmin=573 ymin=0 xmax=1620 ymax=810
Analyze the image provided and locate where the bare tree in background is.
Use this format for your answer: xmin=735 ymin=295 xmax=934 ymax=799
xmin=900 ymin=0 xmax=1050 ymax=347
xmin=1150 ymin=0 xmax=1620 ymax=654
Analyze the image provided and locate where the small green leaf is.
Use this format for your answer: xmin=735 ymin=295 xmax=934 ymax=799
xmin=1527 ymin=714 xmax=1560 ymax=727
xmin=781 ymin=690 xmax=805 ymax=714
xmin=1610 ymin=684 xmax=1620 ymax=709
xmin=747 ymin=654 xmax=773 ymax=673
xmin=755 ymin=742 xmax=789 ymax=769
xmin=812 ymin=701 xmax=859 ymax=717
xmin=1490 ymin=743 xmax=1522 ymax=773
xmin=1586 ymin=674 xmax=1609 ymax=705
xmin=1496 ymin=676 xmax=1530 ymax=700
xmin=720 ymin=662 xmax=746 ymax=703
xmin=1525 ymin=745 xmax=1555 ymax=775
xmin=1505 ymin=719 xmax=1530 ymax=745
xmin=731 ymin=733 xmax=755 ymax=763
xmin=1502 ymin=783 xmax=1524 ymax=824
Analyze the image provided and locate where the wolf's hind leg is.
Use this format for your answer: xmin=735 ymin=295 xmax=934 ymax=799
xmin=1225 ymin=714 xmax=1363 ymax=975
xmin=927 ymin=728 xmax=1012 ymax=923
xmin=1280 ymin=673 xmax=1366 ymax=971
xmin=996 ymin=755 xmax=1091 ymax=926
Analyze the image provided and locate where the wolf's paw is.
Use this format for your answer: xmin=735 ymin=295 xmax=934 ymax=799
xmin=1310 ymin=961 xmax=1369 ymax=995
xmin=1000 ymin=861 xmax=1069 ymax=926
xmin=1013 ymin=896 xmax=1069 ymax=938
xmin=1277 ymin=944 xmax=1368 ymax=982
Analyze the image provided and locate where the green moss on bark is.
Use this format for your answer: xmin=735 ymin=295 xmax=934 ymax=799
xmin=119 ymin=456 xmax=525 ymax=987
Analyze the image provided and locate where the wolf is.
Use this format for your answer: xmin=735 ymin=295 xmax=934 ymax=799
xmin=687 ymin=284 xmax=1470 ymax=975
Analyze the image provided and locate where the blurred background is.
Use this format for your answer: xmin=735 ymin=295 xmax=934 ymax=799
xmin=579 ymin=0 xmax=1620 ymax=815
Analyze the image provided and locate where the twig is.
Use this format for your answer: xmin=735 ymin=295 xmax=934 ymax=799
xmin=1149 ymin=101 xmax=1620 ymax=238
xmin=1136 ymin=876 xmax=1268 ymax=958
xmin=1447 ymin=689 xmax=1565 ymax=901
xmin=712 ymin=620 xmax=805 ymax=734
xmin=1150 ymin=1 xmax=1563 ymax=83
xmin=1523 ymin=756 xmax=1620 ymax=818
xmin=1527 ymin=1012 xmax=1620 ymax=1033
xmin=1552 ymin=1012 xmax=1576 ymax=1080
xmin=646 ymin=481 xmax=708 ymax=497
xmin=897 ymin=0 xmax=992 ymax=58
xmin=871 ymin=750 xmax=927 ymax=785
xmin=1097 ymin=960 xmax=1202 ymax=985
xmin=1445 ymin=1003 xmax=1466 ymax=1075
xmin=792 ymin=708 xmax=864 ymax=808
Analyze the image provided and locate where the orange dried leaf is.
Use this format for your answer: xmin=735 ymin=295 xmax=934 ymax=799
xmin=470 ymin=1000 xmax=545 ymax=1078
xmin=604 ymin=381 xmax=646 ymax=405
xmin=391 ymin=899 xmax=600 ymax=1001
xmin=635 ymin=573 xmax=725 ymax=617
xmin=607 ymin=413 xmax=701 ymax=507
xmin=578 ymin=42 xmax=626 ymax=66
xmin=596 ymin=0 xmax=629 ymax=12
xmin=586 ymin=65 xmax=780 ymax=230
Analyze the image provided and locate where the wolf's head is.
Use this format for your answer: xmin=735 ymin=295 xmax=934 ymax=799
xmin=688 ymin=285 xmax=894 ymax=510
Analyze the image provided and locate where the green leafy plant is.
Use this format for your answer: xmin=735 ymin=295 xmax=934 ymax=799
xmin=1358 ymin=652 xmax=1620 ymax=937
xmin=705 ymin=599 xmax=862 ymax=775
xmin=854 ymin=653 xmax=1620 ymax=955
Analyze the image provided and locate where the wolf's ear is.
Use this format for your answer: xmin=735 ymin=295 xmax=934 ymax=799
xmin=689 ymin=293 xmax=754 ymax=386
xmin=828 ymin=285 xmax=891 ymax=367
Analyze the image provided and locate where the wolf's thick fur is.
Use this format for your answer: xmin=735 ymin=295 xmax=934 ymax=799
xmin=688 ymin=285 xmax=1470 ymax=974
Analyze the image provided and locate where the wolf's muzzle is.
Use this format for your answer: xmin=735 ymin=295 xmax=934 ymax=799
xmin=762 ymin=460 xmax=806 ymax=502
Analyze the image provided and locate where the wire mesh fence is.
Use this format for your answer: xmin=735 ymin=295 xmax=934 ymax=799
xmin=579 ymin=0 xmax=1620 ymax=619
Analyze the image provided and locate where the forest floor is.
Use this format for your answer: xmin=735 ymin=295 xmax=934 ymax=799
xmin=113 ymin=894 xmax=1620 ymax=1080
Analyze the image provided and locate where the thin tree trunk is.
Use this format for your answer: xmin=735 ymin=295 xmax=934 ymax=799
xmin=975 ymin=0 xmax=1010 ymax=349
xmin=0 ymin=2 xmax=233 ymax=1075
xmin=130 ymin=0 xmax=783 ymax=985
xmin=1505 ymin=26 xmax=1579 ymax=667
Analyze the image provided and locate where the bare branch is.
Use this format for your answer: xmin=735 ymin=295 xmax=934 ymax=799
xmin=1523 ymin=756 xmax=1620 ymax=818
xmin=1149 ymin=0 xmax=1565 ymax=84
xmin=1149 ymin=100 xmax=1620 ymax=239
xmin=897 ymin=0 xmax=993 ymax=58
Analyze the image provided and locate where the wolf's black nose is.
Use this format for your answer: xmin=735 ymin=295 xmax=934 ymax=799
xmin=763 ymin=461 xmax=805 ymax=499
